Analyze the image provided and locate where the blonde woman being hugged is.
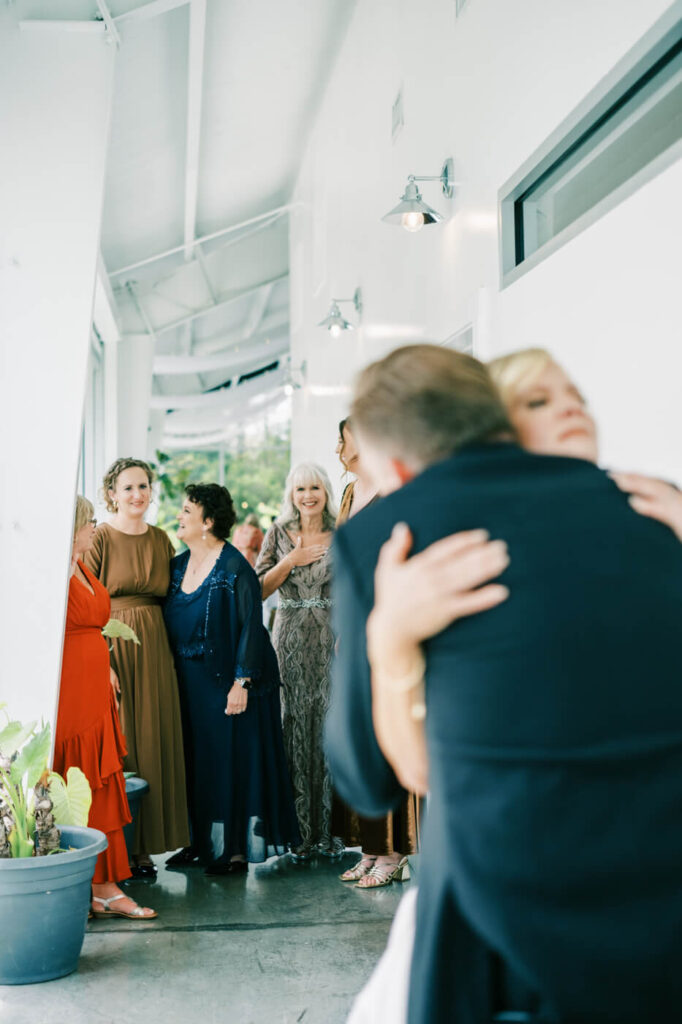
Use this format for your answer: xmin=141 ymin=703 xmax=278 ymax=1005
xmin=86 ymin=458 xmax=189 ymax=878
xmin=255 ymin=463 xmax=339 ymax=860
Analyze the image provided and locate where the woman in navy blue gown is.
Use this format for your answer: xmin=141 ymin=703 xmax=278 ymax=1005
xmin=163 ymin=483 xmax=300 ymax=874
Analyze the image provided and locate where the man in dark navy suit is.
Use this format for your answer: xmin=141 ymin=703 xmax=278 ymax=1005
xmin=325 ymin=344 xmax=682 ymax=1024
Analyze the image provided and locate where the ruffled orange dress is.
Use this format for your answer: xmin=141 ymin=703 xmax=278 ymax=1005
xmin=54 ymin=562 xmax=132 ymax=883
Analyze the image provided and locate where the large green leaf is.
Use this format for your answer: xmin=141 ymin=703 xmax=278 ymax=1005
xmin=48 ymin=767 xmax=92 ymax=827
xmin=9 ymin=725 xmax=51 ymax=790
xmin=102 ymin=619 xmax=141 ymax=645
xmin=0 ymin=719 xmax=37 ymax=758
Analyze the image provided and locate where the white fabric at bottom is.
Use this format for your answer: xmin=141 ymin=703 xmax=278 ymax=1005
xmin=347 ymin=886 xmax=418 ymax=1024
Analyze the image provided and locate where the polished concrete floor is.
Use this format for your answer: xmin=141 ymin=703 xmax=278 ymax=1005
xmin=0 ymin=850 xmax=407 ymax=1024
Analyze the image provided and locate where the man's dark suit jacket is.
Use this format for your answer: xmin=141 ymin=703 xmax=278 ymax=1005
xmin=325 ymin=443 xmax=682 ymax=1024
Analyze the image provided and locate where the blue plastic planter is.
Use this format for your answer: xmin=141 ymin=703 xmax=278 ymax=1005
xmin=123 ymin=776 xmax=149 ymax=859
xmin=0 ymin=824 xmax=107 ymax=985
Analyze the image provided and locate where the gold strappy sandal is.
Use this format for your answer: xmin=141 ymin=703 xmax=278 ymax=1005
xmin=355 ymin=856 xmax=410 ymax=889
xmin=339 ymin=856 xmax=377 ymax=882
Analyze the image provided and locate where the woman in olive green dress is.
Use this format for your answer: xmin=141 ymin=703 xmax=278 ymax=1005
xmin=86 ymin=458 xmax=189 ymax=877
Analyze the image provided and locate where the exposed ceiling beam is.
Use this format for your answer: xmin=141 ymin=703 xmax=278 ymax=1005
xmin=150 ymin=365 xmax=287 ymax=410
xmin=183 ymin=0 xmax=206 ymax=261
xmin=126 ymin=282 xmax=157 ymax=339
xmin=180 ymin=321 xmax=193 ymax=356
xmin=95 ymin=0 xmax=121 ymax=45
xmin=108 ymin=205 xmax=296 ymax=278
xmin=140 ymin=273 xmax=288 ymax=336
xmin=193 ymin=310 xmax=289 ymax=356
xmin=163 ymin=387 xmax=289 ymax=436
xmin=154 ymin=333 xmax=288 ymax=376
xmin=114 ymin=0 xmax=190 ymax=26
xmin=19 ymin=21 xmax=106 ymax=34
xmin=241 ymin=283 xmax=273 ymax=341
xmin=195 ymin=246 xmax=218 ymax=304
xmin=161 ymin=394 xmax=288 ymax=450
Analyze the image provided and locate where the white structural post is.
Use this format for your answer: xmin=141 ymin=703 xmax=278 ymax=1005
xmin=0 ymin=11 xmax=116 ymax=726
xmin=117 ymin=334 xmax=156 ymax=458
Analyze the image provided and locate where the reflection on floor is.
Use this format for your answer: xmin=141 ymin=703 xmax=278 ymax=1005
xmin=0 ymin=849 xmax=407 ymax=1024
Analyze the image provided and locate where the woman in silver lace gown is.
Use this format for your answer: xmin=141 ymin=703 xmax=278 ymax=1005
xmin=256 ymin=462 xmax=338 ymax=859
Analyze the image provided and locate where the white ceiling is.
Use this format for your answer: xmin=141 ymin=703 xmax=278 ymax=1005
xmin=24 ymin=0 xmax=355 ymax=446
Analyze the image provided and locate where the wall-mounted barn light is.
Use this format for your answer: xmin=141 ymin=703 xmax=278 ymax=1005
xmin=317 ymin=288 xmax=363 ymax=337
xmin=382 ymin=159 xmax=455 ymax=231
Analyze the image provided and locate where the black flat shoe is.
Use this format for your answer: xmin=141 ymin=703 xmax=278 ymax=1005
xmin=227 ymin=860 xmax=248 ymax=874
xmin=129 ymin=863 xmax=158 ymax=880
xmin=204 ymin=860 xmax=248 ymax=876
xmin=166 ymin=847 xmax=200 ymax=868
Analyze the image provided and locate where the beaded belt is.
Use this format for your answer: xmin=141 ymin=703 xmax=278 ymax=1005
xmin=279 ymin=597 xmax=333 ymax=610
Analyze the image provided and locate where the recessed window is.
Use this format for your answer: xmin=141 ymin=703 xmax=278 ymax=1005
xmin=500 ymin=11 xmax=682 ymax=283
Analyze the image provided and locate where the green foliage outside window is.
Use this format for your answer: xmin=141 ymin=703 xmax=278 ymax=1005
xmin=152 ymin=428 xmax=290 ymax=550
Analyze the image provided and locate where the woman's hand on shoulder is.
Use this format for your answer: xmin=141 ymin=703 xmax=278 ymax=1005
xmin=286 ymin=536 xmax=328 ymax=568
xmin=609 ymin=472 xmax=682 ymax=542
xmin=368 ymin=523 xmax=510 ymax=656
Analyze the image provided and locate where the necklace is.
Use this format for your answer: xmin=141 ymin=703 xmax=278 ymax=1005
xmin=187 ymin=546 xmax=219 ymax=577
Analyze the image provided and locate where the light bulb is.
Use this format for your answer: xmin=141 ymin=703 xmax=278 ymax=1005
xmin=329 ymin=322 xmax=342 ymax=338
xmin=284 ymin=383 xmax=294 ymax=397
xmin=402 ymin=211 xmax=425 ymax=232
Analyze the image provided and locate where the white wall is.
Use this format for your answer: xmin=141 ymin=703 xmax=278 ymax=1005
xmin=0 ymin=12 xmax=116 ymax=726
xmin=289 ymin=0 xmax=682 ymax=496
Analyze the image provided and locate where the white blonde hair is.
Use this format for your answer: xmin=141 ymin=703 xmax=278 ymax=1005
xmin=487 ymin=348 xmax=554 ymax=409
xmin=278 ymin=462 xmax=337 ymax=530
xmin=73 ymin=495 xmax=94 ymax=539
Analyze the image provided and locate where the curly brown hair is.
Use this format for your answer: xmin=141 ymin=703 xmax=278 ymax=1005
xmin=101 ymin=458 xmax=155 ymax=514
xmin=185 ymin=483 xmax=236 ymax=541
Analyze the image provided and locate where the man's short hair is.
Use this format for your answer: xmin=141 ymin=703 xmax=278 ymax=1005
xmin=351 ymin=343 xmax=514 ymax=467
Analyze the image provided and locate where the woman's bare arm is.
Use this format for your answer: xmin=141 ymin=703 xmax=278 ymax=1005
xmin=367 ymin=524 xmax=510 ymax=793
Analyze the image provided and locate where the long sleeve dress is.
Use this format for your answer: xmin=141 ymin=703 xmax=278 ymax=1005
xmin=85 ymin=523 xmax=189 ymax=856
xmin=333 ymin=481 xmax=419 ymax=857
xmin=54 ymin=563 xmax=132 ymax=883
xmin=255 ymin=522 xmax=336 ymax=854
xmin=163 ymin=543 xmax=300 ymax=865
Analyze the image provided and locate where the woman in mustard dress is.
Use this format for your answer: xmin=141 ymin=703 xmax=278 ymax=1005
xmin=86 ymin=458 xmax=189 ymax=877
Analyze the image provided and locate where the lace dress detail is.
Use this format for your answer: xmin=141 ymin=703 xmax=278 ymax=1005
xmin=256 ymin=523 xmax=334 ymax=850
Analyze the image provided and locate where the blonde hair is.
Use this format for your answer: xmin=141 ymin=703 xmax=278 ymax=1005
xmin=488 ymin=348 xmax=554 ymax=409
xmin=73 ymin=495 xmax=94 ymax=539
xmin=278 ymin=462 xmax=338 ymax=530
xmin=351 ymin=344 xmax=514 ymax=466
xmin=101 ymin=457 xmax=155 ymax=514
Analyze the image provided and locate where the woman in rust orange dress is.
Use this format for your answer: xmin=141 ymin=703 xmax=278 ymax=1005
xmin=54 ymin=496 xmax=156 ymax=920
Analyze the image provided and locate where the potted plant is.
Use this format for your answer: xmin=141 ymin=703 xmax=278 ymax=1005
xmin=0 ymin=706 xmax=107 ymax=985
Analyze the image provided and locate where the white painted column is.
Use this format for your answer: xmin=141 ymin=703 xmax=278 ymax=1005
xmin=117 ymin=333 xmax=156 ymax=458
xmin=147 ymin=411 xmax=167 ymax=463
xmin=0 ymin=11 xmax=116 ymax=727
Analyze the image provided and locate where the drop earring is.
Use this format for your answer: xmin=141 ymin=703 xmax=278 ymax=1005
xmin=202 ymin=531 xmax=206 ymax=541
xmin=112 ymin=500 xmax=118 ymax=511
